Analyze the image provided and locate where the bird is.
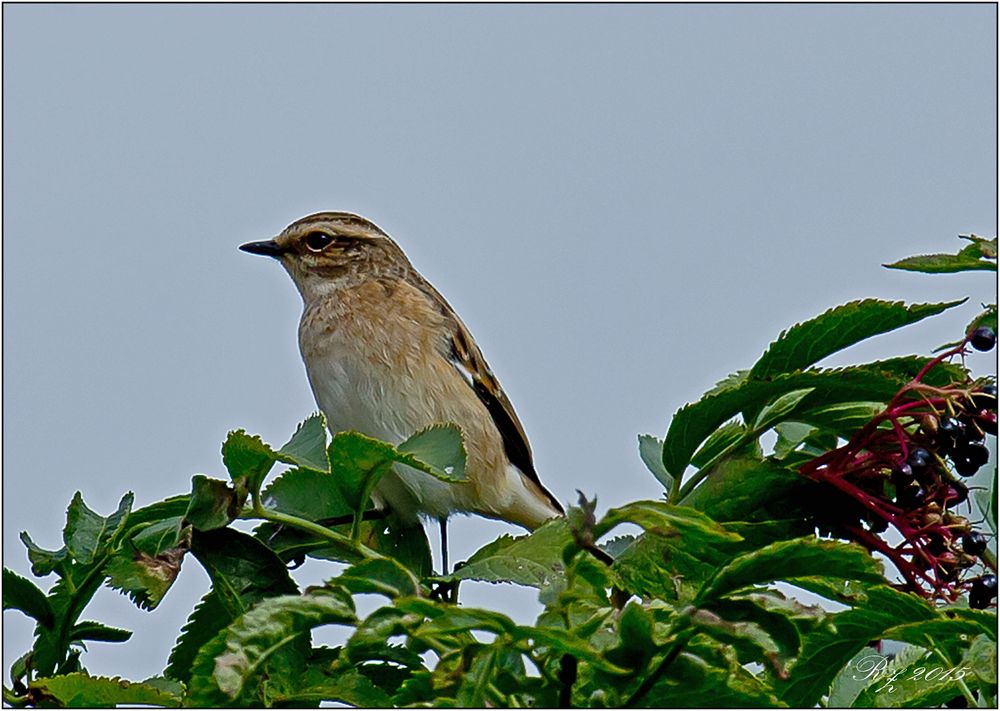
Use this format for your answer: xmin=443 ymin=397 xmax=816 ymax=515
xmin=240 ymin=212 xmax=564 ymax=570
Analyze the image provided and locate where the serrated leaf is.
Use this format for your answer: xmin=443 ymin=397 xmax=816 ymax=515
xmin=885 ymin=252 xmax=997 ymax=273
xmin=967 ymin=303 xmax=998 ymax=337
xmin=638 ymin=434 xmax=673 ymax=491
xmin=131 ymin=516 xmax=188 ymax=556
xmin=189 ymin=528 xmax=300 ymax=617
xmin=595 ymin=501 xmax=743 ymax=543
xmin=69 ymin=621 xmax=132 ymax=643
xmin=104 ymin=544 xmax=185 ymax=611
xmin=689 ymin=420 xmax=746 ymax=470
xmin=641 ymin=637 xmax=780 ymax=707
xmin=456 ymin=646 xmax=500 ymax=706
xmin=336 ymin=558 xmax=421 ymax=598
xmin=662 ymin=358 xmax=963 ymax=477
xmin=752 ymin=388 xmax=815 ymax=430
xmin=199 ymin=592 xmax=356 ymax=701
xmin=776 ymin=585 xmax=937 ymax=707
xmin=439 ymin=517 xmax=570 ymax=588
xmin=680 ymin=454 xmax=813 ymax=524
xmin=184 ymin=475 xmax=243 ymax=531
xmin=165 ymin=591 xmax=228 ymax=683
xmin=276 ymin=413 xmax=330 ymax=472
xmin=63 ymin=492 xmax=134 ymax=565
xmin=260 ymin=467 xmax=353 ymax=521
xmin=607 ymin=505 xmax=746 ymax=603
xmin=697 ymin=538 xmax=884 ymax=603
xmin=327 ymin=428 xmax=467 ymax=518
xmin=397 ymin=423 xmax=467 ymax=481
xmin=750 ymin=299 xmax=963 ymax=379
xmin=273 ymin=667 xmax=394 ymax=707
xmin=362 ymin=519 xmax=434 ymax=577
xmin=28 ymin=672 xmax=181 ymax=707
xmin=773 ymin=421 xmax=818 ymax=460
xmin=828 ymin=643 xmax=928 ymax=708
xmin=222 ymin=429 xmax=278 ymax=492
xmin=19 ymin=532 xmax=68 ymax=577
xmin=2 ymin=567 xmax=54 ymax=627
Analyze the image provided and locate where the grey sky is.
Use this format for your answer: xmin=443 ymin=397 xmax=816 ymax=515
xmin=3 ymin=3 xmax=996 ymax=682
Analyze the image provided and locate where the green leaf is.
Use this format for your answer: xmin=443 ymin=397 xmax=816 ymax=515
xmin=772 ymin=421 xmax=818 ymax=460
xmin=776 ymin=585 xmax=937 ymax=707
xmin=967 ymin=303 xmax=998 ymax=336
xmin=596 ymin=501 xmax=744 ymax=544
xmin=456 ymin=646 xmax=500 ymax=706
xmin=276 ymin=413 xmax=330 ymax=472
xmin=260 ymin=467 xmax=353 ymax=521
xmin=703 ymin=596 xmax=802 ymax=661
xmin=638 ymin=434 xmax=673 ymax=491
xmin=189 ymin=528 xmax=300 ymax=618
xmin=606 ymin=505 xmax=745 ymax=603
xmin=751 ymin=388 xmax=814 ymax=430
xmin=184 ymin=475 xmax=244 ymax=531
xmin=195 ymin=591 xmax=356 ymax=701
xmin=795 ymin=401 xmax=886 ymax=436
xmin=696 ymin=538 xmax=884 ymax=603
xmin=885 ymin=252 xmax=997 ymax=273
xmin=336 ymin=558 xmax=422 ymax=598
xmin=362 ymin=519 xmax=434 ymax=577
xmin=104 ymin=544 xmax=186 ymax=611
xmin=828 ymin=643 xmax=928 ymax=708
xmin=641 ymin=636 xmax=780 ymax=707
xmin=662 ymin=358 xmax=960 ymax=477
xmin=19 ymin=532 xmax=68 ymax=576
xmin=222 ymin=429 xmax=278 ymax=492
xmin=750 ymin=299 xmax=963 ymax=379
xmin=397 ymin=423 xmax=467 ymax=481
xmin=689 ymin=419 xmax=749 ymax=471
xmin=69 ymin=621 xmax=132 ymax=643
xmin=2 ymin=567 xmax=54 ymax=627
xmin=680 ymin=455 xmax=813 ymax=524
xmin=63 ymin=492 xmax=134 ymax=565
xmin=326 ymin=427 xmax=467 ymax=517
xmin=974 ymin=465 xmax=997 ymax=537
xmin=27 ymin=672 xmax=181 ymax=708
xmin=185 ymin=626 xmax=232 ymax=707
xmin=439 ymin=517 xmax=570 ymax=588
xmin=165 ymin=591 xmax=228 ymax=683
xmin=131 ymin=516 xmax=188 ymax=556
xmin=327 ymin=432 xmax=401 ymax=512
xmin=273 ymin=667 xmax=394 ymax=707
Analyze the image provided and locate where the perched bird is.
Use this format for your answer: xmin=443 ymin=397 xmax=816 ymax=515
xmin=240 ymin=212 xmax=564 ymax=565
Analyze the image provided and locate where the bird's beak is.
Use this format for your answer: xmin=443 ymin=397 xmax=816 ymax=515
xmin=239 ymin=240 xmax=286 ymax=258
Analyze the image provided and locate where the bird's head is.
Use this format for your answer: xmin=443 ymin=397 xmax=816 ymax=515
xmin=240 ymin=212 xmax=410 ymax=300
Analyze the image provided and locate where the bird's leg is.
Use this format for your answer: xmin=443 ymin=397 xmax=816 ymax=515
xmin=439 ymin=516 xmax=450 ymax=575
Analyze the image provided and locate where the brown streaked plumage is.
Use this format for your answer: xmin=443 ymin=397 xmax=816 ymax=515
xmin=240 ymin=212 xmax=564 ymax=532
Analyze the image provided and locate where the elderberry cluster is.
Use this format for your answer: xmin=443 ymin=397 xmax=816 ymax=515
xmin=800 ymin=327 xmax=997 ymax=606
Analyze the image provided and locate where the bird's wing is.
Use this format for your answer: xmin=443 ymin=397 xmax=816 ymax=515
xmin=415 ymin=277 xmax=564 ymax=514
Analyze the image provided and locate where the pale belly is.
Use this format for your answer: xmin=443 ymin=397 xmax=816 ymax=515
xmin=301 ymin=330 xmax=478 ymax=522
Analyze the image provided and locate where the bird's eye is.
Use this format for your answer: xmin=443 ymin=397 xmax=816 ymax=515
xmin=304 ymin=231 xmax=334 ymax=252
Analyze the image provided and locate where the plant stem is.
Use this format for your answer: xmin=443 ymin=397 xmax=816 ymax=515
xmin=246 ymin=501 xmax=375 ymax=562
xmin=624 ymin=614 xmax=694 ymax=707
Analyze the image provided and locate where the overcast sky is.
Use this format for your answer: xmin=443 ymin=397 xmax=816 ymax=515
xmin=3 ymin=3 xmax=997 ymax=682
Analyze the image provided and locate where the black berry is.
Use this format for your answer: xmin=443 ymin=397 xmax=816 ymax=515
xmin=907 ymin=448 xmax=933 ymax=474
xmin=961 ymin=531 xmax=988 ymax=557
xmin=960 ymin=441 xmax=990 ymax=467
xmin=972 ymin=385 xmax=998 ymax=412
xmin=970 ymin=326 xmax=997 ymax=352
xmin=940 ymin=417 xmax=965 ymax=437
xmin=969 ymin=575 xmax=998 ymax=609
